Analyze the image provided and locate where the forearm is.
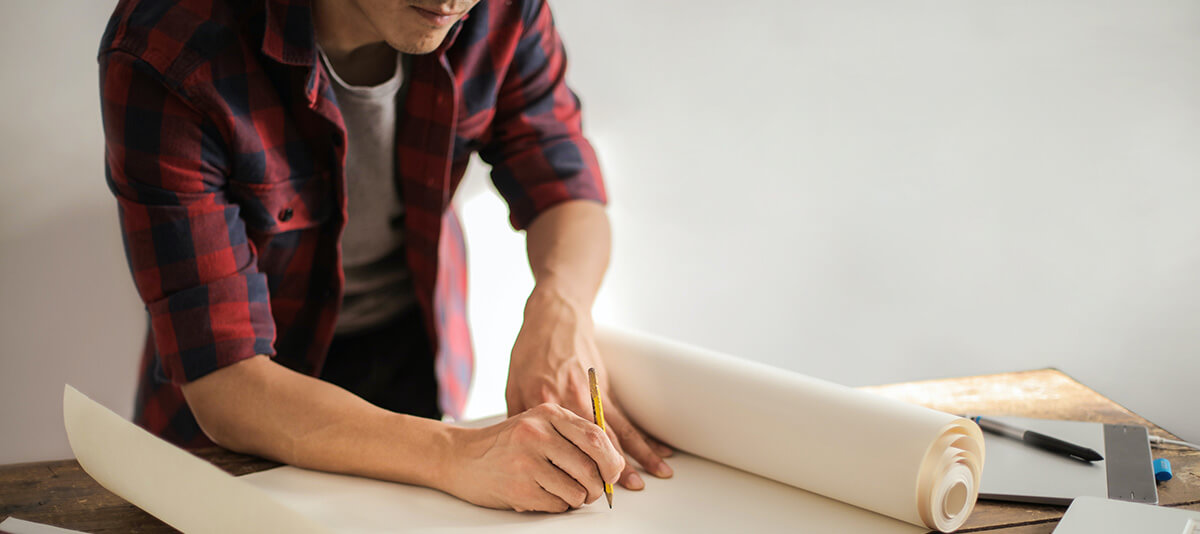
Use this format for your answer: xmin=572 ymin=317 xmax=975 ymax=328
xmin=510 ymin=200 xmax=672 ymax=488
xmin=180 ymin=355 xmax=456 ymax=490
xmin=524 ymin=200 xmax=611 ymax=310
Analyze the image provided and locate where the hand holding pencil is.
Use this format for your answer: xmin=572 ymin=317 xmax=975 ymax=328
xmin=504 ymin=318 xmax=674 ymax=491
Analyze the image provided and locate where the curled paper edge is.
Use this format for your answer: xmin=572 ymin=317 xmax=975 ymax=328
xmin=62 ymin=384 xmax=328 ymax=534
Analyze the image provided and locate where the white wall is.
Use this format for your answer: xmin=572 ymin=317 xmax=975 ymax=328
xmin=462 ymin=0 xmax=1200 ymax=439
xmin=2 ymin=0 xmax=1197 ymax=464
xmin=0 ymin=1 xmax=144 ymax=465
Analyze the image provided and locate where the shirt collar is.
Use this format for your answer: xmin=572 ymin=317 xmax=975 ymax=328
xmin=435 ymin=13 xmax=468 ymax=55
xmin=261 ymin=0 xmax=317 ymax=67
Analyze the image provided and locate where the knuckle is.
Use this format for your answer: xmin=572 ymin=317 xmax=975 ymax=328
xmin=605 ymin=427 xmax=624 ymax=450
xmin=511 ymin=418 xmax=546 ymax=442
xmin=617 ymin=423 xmax=640 ymax=441
xmin=513 ymin=416 xmax=538 ymax=432
xmin=603 ymin=461 xmax=626 ymax=483
xmin=568 ymin=487 xmax=587 ymax=508
xmin=584 ymin=426 xmax=607 ymax=450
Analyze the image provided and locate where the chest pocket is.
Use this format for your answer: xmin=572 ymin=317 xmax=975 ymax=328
xmin=229 ymin=172 xmax=334 ymax=236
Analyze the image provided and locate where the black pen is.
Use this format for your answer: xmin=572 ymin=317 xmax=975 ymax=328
xmin=967 ymin=415 xmax=1104 ymax=462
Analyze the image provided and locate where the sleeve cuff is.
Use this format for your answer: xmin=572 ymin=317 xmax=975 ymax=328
xmin=146 ymin=270 xmax=276 ymax=384
xmin=502 ymin=140 xmax=609 ymax=230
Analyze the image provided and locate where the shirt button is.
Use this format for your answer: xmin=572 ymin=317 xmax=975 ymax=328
xmin=278 ymin=207 xmax=294 ymax=222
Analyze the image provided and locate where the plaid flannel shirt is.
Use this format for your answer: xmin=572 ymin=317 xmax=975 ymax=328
xmin=99 ymin=0 xmax=606 ymax=446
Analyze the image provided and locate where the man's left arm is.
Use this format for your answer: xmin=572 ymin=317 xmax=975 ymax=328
xmin=509 ymin=200 xmax=673 ymax=491
xmin=475 ymin=0 xmax=672 ymax=490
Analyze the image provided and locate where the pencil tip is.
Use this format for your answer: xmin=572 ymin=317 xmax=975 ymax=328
xmin=606 ymin=493 xmax=613 ymax=509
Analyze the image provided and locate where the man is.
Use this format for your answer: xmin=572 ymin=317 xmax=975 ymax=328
xmin=99 ymin=0 xmax=671 ymax=512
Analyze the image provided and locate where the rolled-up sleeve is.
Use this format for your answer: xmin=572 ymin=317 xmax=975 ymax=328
xmin=100 ymin=51 xmax=275 ymax=384
xmin=478 ymin=0 xmax=607 ymax=231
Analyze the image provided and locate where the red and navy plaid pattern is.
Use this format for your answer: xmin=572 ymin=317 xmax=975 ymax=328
xmin=99 ymin=0 xmax=606 ymax=447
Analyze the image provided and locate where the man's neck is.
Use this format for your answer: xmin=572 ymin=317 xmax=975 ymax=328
xmin=312 ymin=0 xmax=398 ymax=86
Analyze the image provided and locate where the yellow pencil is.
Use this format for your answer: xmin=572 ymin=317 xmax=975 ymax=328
xmin=587 ymin=367 xmax=614 ymax=509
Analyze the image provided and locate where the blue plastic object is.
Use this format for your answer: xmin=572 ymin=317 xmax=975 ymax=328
xmin=1153 ymin=458 xmax=1173 ymax=482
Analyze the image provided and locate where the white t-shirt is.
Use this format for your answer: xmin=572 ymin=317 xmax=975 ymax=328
xmin=318 ymin=48 xmax=417 ymax=335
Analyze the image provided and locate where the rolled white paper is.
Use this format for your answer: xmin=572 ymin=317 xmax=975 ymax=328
xmin=597 ymin=327 xmax=984 ymax=533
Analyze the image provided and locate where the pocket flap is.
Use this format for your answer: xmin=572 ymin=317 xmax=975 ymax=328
xmin=229 ymin=173 xmax=333 ymax=233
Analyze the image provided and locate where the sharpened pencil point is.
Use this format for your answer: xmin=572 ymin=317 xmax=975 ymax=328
xmin=606 ymin=491 xmax=613 ymax=509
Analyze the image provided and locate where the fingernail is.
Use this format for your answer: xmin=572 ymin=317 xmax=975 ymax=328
xmin=656 ymin=461 xmax=673 ymax=478
xmin=626 ymin=471 xmax=645 ymax=490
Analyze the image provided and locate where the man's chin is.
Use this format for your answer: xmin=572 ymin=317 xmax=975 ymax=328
xmin=388 ymin=30 xmax=451 ymax=55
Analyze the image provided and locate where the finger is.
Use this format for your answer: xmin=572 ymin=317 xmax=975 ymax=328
xmin=591 ymin=407 xmax=648 ymax=490
xmin=644 ymin=433 xmax=675 ymax=458
xmin=513 ymin=483 xmax=571 ymax=514
xmin=605 ymin=407 xmax=672 ymax=479
xmin=601 ymin=424 xmax=645 ymax=490
xmin=545 ymin=405 xmax=624 ymax=484
xmin=533 ymin=462 xmax=588 ymax=511
xmin=543 ymin=431 xmax=607 ymax=504
xmin=541 ymin=427 xmax=606 ymax=504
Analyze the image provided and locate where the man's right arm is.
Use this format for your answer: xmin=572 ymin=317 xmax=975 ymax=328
xmin=183 ymin=357 xmax=624 ymax=511
xmin=101 ymin=51 xmax=621 ymax=512
xmin=181 ymin=355 xmax=452 ymax=486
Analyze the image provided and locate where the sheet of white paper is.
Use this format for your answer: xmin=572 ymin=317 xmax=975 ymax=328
xmin=1054 ymin=496 xmax=1200 ymax=533
xmin=241 ymin=453 xmax=925 ymax=533
xmin=0 ymin=517 xmax=87 ymax=534
xmin=61 ymin=386 xmax=328 ymax=534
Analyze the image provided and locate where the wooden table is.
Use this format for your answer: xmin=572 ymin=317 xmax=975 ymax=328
xmin=862 ymin=369 xmax=1200 ymax=532
xmin=2 ymin=369 xmax=1197 ymax=533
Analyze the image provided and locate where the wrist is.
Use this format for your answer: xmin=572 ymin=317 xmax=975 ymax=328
xmin=526 ymin=281 xmax=594 ymax=320
xmin=375 ymin=412 xmax=459 ymax=491
xmin=432 ymin=425 xmax=481 ymax=497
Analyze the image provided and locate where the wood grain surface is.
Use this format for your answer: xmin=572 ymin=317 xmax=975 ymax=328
xmin=863 ymin=369 xmax=1200 ymax=533
xmin=0 ymin=448 xmax=275 ymax=533
xmin=2 ymin=369 xmax=1195 ymax=533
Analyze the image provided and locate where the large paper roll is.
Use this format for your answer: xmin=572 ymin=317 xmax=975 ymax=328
xmin=597 ymin=327 xmax=985 ymax=533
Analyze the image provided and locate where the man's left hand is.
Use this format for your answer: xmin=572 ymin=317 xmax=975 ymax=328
xmin=506 ymin=287 xmax=673 ymax=491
